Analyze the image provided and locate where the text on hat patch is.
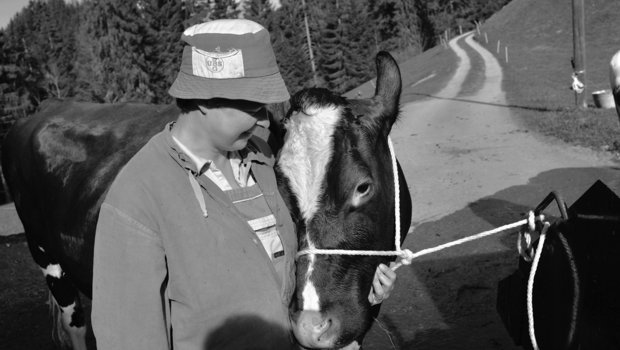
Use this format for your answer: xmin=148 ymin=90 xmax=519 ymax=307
xmin=192 ymin=47 xmax=245 ymax=79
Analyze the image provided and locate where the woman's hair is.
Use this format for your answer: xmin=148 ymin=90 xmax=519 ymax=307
xmin=176 ymin=98 xmax=196 ymax=113
xmin=176 ymin=98 xmax=207 ymax=113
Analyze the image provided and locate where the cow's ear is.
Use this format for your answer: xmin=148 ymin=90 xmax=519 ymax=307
xmin=372 ymin=51 xmax=402 ymax=135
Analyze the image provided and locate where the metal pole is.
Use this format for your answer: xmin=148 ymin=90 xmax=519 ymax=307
xmin=572 ymin=0 xmax=586 ymax=108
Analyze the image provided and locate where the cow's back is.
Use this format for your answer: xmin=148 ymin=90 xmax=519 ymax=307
xmin=1 ymin=99 xmax=177 ymax=296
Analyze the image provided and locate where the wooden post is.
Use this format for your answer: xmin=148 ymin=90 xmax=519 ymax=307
xmin=301 ymin=0 xmax=318 ymax=86
xmin=572 ymin=0 xmax=586 ymax=108
xmin=505 ymin=46 xmax=508 ymax=63
xmin=497 ymin=40 xmax=500 ymax=53
xmin=484 ymin=32 xmax=488 ymax=44
xmin=459 ymin=25 xmax=462 ymax=35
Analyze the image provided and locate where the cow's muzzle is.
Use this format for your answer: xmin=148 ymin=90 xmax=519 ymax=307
xmin=291 ymin=310 xmax=341 ymax=349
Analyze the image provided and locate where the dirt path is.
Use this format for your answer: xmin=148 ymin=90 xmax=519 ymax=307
xmin=392 ymin=33 xmax=615 ymax=225
xmin=363 ymin=33 xmax=619 ymax=349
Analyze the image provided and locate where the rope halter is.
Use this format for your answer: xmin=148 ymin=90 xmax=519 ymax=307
xmin=295 ymin=137 xmax=415 ymax=271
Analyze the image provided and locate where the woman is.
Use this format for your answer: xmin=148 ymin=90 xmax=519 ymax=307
xmin=92 ymin=18 xmax=395 ymax=349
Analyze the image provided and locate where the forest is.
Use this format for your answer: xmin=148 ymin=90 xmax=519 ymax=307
xmin=0 ymin=0 xmax=511 ymax=130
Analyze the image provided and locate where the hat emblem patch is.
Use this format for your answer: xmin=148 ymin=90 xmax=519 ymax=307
xmin=192 ymin=47 xmax=245 ymax=79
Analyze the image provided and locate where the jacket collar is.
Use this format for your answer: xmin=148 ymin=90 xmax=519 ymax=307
xmin=163 ymin=122 xmax=274 ymax=175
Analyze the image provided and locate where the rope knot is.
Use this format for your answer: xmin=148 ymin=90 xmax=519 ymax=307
xmin=518 ymin=211 xmax=545 ymax=262
xmin=398 ymin=249 xmax=415 ymax=266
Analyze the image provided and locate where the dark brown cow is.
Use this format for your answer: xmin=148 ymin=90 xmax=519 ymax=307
xmin=2 ymin=52 xmax=411 ymax=349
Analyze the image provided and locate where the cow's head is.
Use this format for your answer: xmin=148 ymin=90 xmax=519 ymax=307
xmin=276 ymin=52 xmax=410 ymax=349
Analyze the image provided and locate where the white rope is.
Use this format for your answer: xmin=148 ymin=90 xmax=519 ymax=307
xmin=297 ymin=135 xmax=551 ymax=347
xmin=525 ymin=216 xmax=550 ymax=350
xmin=389 ymin=137 xmax=402 ymax=252
xmin=296 ymin=136 xmax=548 ymax=273
xmin=296 ymin=136 xmax=416 ymax=270
xmin=298 ymin=216 xmax=545 ymax=271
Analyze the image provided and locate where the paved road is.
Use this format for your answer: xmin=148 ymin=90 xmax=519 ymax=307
xmin=363 ymin=33 xmax=619 ymax=349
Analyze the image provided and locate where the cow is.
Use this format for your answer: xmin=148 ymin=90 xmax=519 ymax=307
xmin=1 ymin=51 xmax=411 ymax=349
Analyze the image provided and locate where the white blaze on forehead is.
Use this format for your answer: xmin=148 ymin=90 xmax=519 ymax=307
xmin=301 ymin=241 xmax=321 ymax=311
xmin=278 ymin=105 xmax=340 ymax=222
xmin=278 ymin=104 xmax=340 ymax=312
xmin=41 ymin=264 xmax=63 ymax=279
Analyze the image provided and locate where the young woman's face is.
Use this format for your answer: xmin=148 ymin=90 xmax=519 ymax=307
xmin=200 ymin=99 xmax=267 ymax=151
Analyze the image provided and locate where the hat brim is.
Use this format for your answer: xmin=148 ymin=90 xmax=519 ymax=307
xmin=168 ymin=70 xmax=290 ymax=104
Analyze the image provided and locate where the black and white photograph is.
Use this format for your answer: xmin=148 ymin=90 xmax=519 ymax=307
xmin=0 ymin=0 xmax=618 ymax=349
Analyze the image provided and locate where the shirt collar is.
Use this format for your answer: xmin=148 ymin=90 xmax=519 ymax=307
xmin=165 ymin=122 xmax=273 ymax=174
xmin=171 ymin=134 xmax=212 ymax=175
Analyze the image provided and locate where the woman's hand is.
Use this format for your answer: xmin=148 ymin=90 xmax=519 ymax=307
xmin=368 ymin=263 xmax=397 ymax=305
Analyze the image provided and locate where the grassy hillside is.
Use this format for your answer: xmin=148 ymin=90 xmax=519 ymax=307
xmin=480 ymin=0 xmax=620 ymax=154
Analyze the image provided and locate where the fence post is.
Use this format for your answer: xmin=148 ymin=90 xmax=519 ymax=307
xmin=572 ymin=0 xmax=587 ymax=108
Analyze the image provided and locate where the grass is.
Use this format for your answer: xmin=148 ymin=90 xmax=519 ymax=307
xmin=479 ymin=0 xmax=620 ymax=155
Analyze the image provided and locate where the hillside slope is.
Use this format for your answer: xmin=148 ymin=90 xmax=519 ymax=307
xmin=480 ymin=0 xmax=620 ymax=152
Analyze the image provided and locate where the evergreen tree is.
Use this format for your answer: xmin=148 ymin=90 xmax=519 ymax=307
xmin=207 ymin=0 xmax=241 ymax=20
xmin=368 ymin=0 xmax=405 ymax=53
xmin=243 ymin=0 xmax=273 ymax=24
xmin=1 ymin=2 xmax=48 ymax=113
xmin=40 ymin=0 xmax=80 ymax=98
xmin=318 ymin=16 xmax=346 ymax=92
xmin=141 ymin=0 xmax=187 ymax=103
xmin=267 ymin=1 xmax=315 ymax=93
xmin=393 ymin=0 xmax=422 ymax=51
xmin=340 ymin=0 xmax=375 ymax=92
xmin=414 ymin=0 xmax=438 ymax=49
xmin=77 ymin=0 xmax=156 ymax=103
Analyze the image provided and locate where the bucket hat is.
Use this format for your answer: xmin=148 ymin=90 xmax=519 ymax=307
xmin=168 ymin=19 xmax=290 ymax=104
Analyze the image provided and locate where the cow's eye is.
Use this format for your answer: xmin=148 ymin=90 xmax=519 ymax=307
xmin=351 ymin=182 xmax=372 ymax=208
xmin=356 ymin=183 xmax=371 ymax=195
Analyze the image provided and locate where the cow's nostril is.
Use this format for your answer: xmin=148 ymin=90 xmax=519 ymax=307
xmin=315 ymin=318 xmax=331 ymax=338
xmin=293 ymin=311 xmax=340 ymax=348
